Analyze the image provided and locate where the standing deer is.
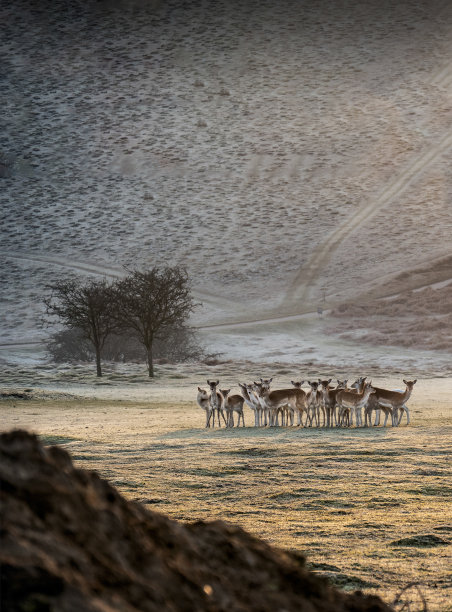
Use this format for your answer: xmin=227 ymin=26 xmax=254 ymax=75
xmin=290 ymin=381 xmax=308 ymax=426
xmin=197 ymin=387 xmax=213 ymax=427
xmin=207 ymin=380 xmax=227 ymax=427
xmin=336 ymin=381 xmax=376 ymax=427
xmin=368 ymin=380 xmax=417 ymax=426
xmin=254 ymin=381 xmax=296 ymax=427
xmin=220 ymin=389 xmax=245 ymax=427
xmin=239 ymin=383 xmax=260 ymax=426
xmin=305 ymin=381 xmax=321 ymax=427
xmin=320 ymin=379 xmax=347 ymax=427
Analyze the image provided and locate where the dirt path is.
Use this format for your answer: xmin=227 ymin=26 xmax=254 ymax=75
xmin=283 ymin=33 xmax=452 ymax=309
xmin=0 ymin=250 xmax=239 ymax=313
xmin=283 ymin=130 xmax=452 ymax=308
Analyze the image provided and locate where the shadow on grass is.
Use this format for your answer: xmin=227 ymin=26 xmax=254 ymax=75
xmin=39 ymin=434 xmax=79 ymax=446
xmin=159 ymin=425 xmax=395 ymax=441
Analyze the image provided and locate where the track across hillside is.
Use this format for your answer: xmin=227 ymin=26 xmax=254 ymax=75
xmin=0 ymin=251 xmax=240 ymax=313
xmin=283 ymin=129 xmax=452 ymax=308
xmin=283 ymin=25 xmax=452 ymax=309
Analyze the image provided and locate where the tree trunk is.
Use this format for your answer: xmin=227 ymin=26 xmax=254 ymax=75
xmin=95 ymin=345 xmax=102 ymax=377
xmin=146 ymin=344 xmax=154 ymax=377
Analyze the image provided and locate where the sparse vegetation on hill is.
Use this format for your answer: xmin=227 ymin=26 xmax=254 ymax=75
xmin=329 ymin=282 xmax=452 ymax=351
xmin=1 ymin=0 xmax=452 ymax=352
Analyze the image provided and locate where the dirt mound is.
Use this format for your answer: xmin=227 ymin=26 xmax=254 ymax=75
xmin=0 ymin=430 xmax=391 ymax=612
xmin=390 ymin=534 xmax=449 ymax=547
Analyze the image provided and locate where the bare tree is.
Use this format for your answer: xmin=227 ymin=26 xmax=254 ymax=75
xmin=44 ymin=278 xmax=117 ymax=377
xmin=113 ymin=267 xmax=196 ymax=377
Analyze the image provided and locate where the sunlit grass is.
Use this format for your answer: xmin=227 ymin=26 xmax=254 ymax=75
xmin=1 ymin=395 xmax=451 ymax=610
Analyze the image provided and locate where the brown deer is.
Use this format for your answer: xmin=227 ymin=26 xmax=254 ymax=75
xmin=207 ymin=380 xmax=227 ymax=427
xmin=365 ymin=380 xmax=417 ymax=427
xmin=336 ymin=381 xmax=376 ymax=427
xmin=290 ymin=381 xmax=308 ymax=426
xmin=197 ymin=387 xmax=213 ymax=428
xmin=220 ymin=389 xmax=245 ymax=427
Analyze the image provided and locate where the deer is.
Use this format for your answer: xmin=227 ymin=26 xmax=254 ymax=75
xmin=317 ymin=378 xmax=333 ymax=427
xmin=365 ymin=380 xmax=417 ymax=427
xmin=305 ymin=381 xmax=322 ymax=427
xmin=207 ymin=380 xmax=227 ymax=427
xmin=220 ymin=389 xmax=245 ymax=427
xmin=238 ymin=383 xmax=261 ymax=427
xmin=349 ymin=377 xmax=367 ymax=427
xmin=254 ymin=381 xmax=296 ymax=427
xmin=320 ymin=379 xmax=347 ymax=427
xmin=254 ymin=378 xmax=273 ymax=426
xmin=336 ymin=381 xmax=376 ymax=427
xmin=290 ymin=381 xmax=308 ymax=426
xmin=197 ymin=387 xmax=213 ymax=428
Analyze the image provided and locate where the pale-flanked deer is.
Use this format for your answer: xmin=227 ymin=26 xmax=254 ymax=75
xmin=320 ymin=379 xmax=347 ymax=427
xmin=370 ymin=380 xmax=417 ymax=426
xmin=254 ymin=378 xmax=273 ymax=426
xmin=290 ymin=381 xmax=308 ymax=426
xmin=207 ymin=380 xmax=227 ymax=427
xmin=238 ymin=383 xmax=260 ymax=427
xmin=305 ymin=381 xmax=321 ymax=427
xmin=317 ymin=379 xmax=333 ymax=427
xmin=220 ymin=389 xmax=245 ymax=427
xmin=197 ymin=387 xmax=212 ymax=428
xmin=336 ymin=381 xmax=376 ymax=427
xmin=254 ymin=381 xmax=296 ymax=427
xmin=349 ymin=377 xmax=367 ymax=427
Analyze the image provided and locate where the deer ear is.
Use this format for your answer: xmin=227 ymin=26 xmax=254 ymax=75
xmin=403 ymin=379 xmax=407 ymax=385
xmin=207 ymin=380 xmax=210 ymax=385
xmin=198 ymin=387 xmax=202 ymax=392
xmin=328 ymin=379 xmax=332 ymax=384
xmin=269 ymin=378 xmax=273 ymax=383
xmin=300 ymin=380 xmax=304 ymax=385
xmin=216 ymin=380 xmax=219 ymax=385
xmin=413 ymin=379 xmax=417 ymax=384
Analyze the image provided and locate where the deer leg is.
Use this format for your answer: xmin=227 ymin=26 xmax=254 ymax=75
xmin=218 ymin=408 xmax=226 ymax=427
xmin=401 ymin=404 xmax=410 ymax=425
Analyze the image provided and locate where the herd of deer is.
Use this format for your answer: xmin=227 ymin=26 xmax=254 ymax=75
xmin=196 ymin=378 xmax=417 ymax=429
